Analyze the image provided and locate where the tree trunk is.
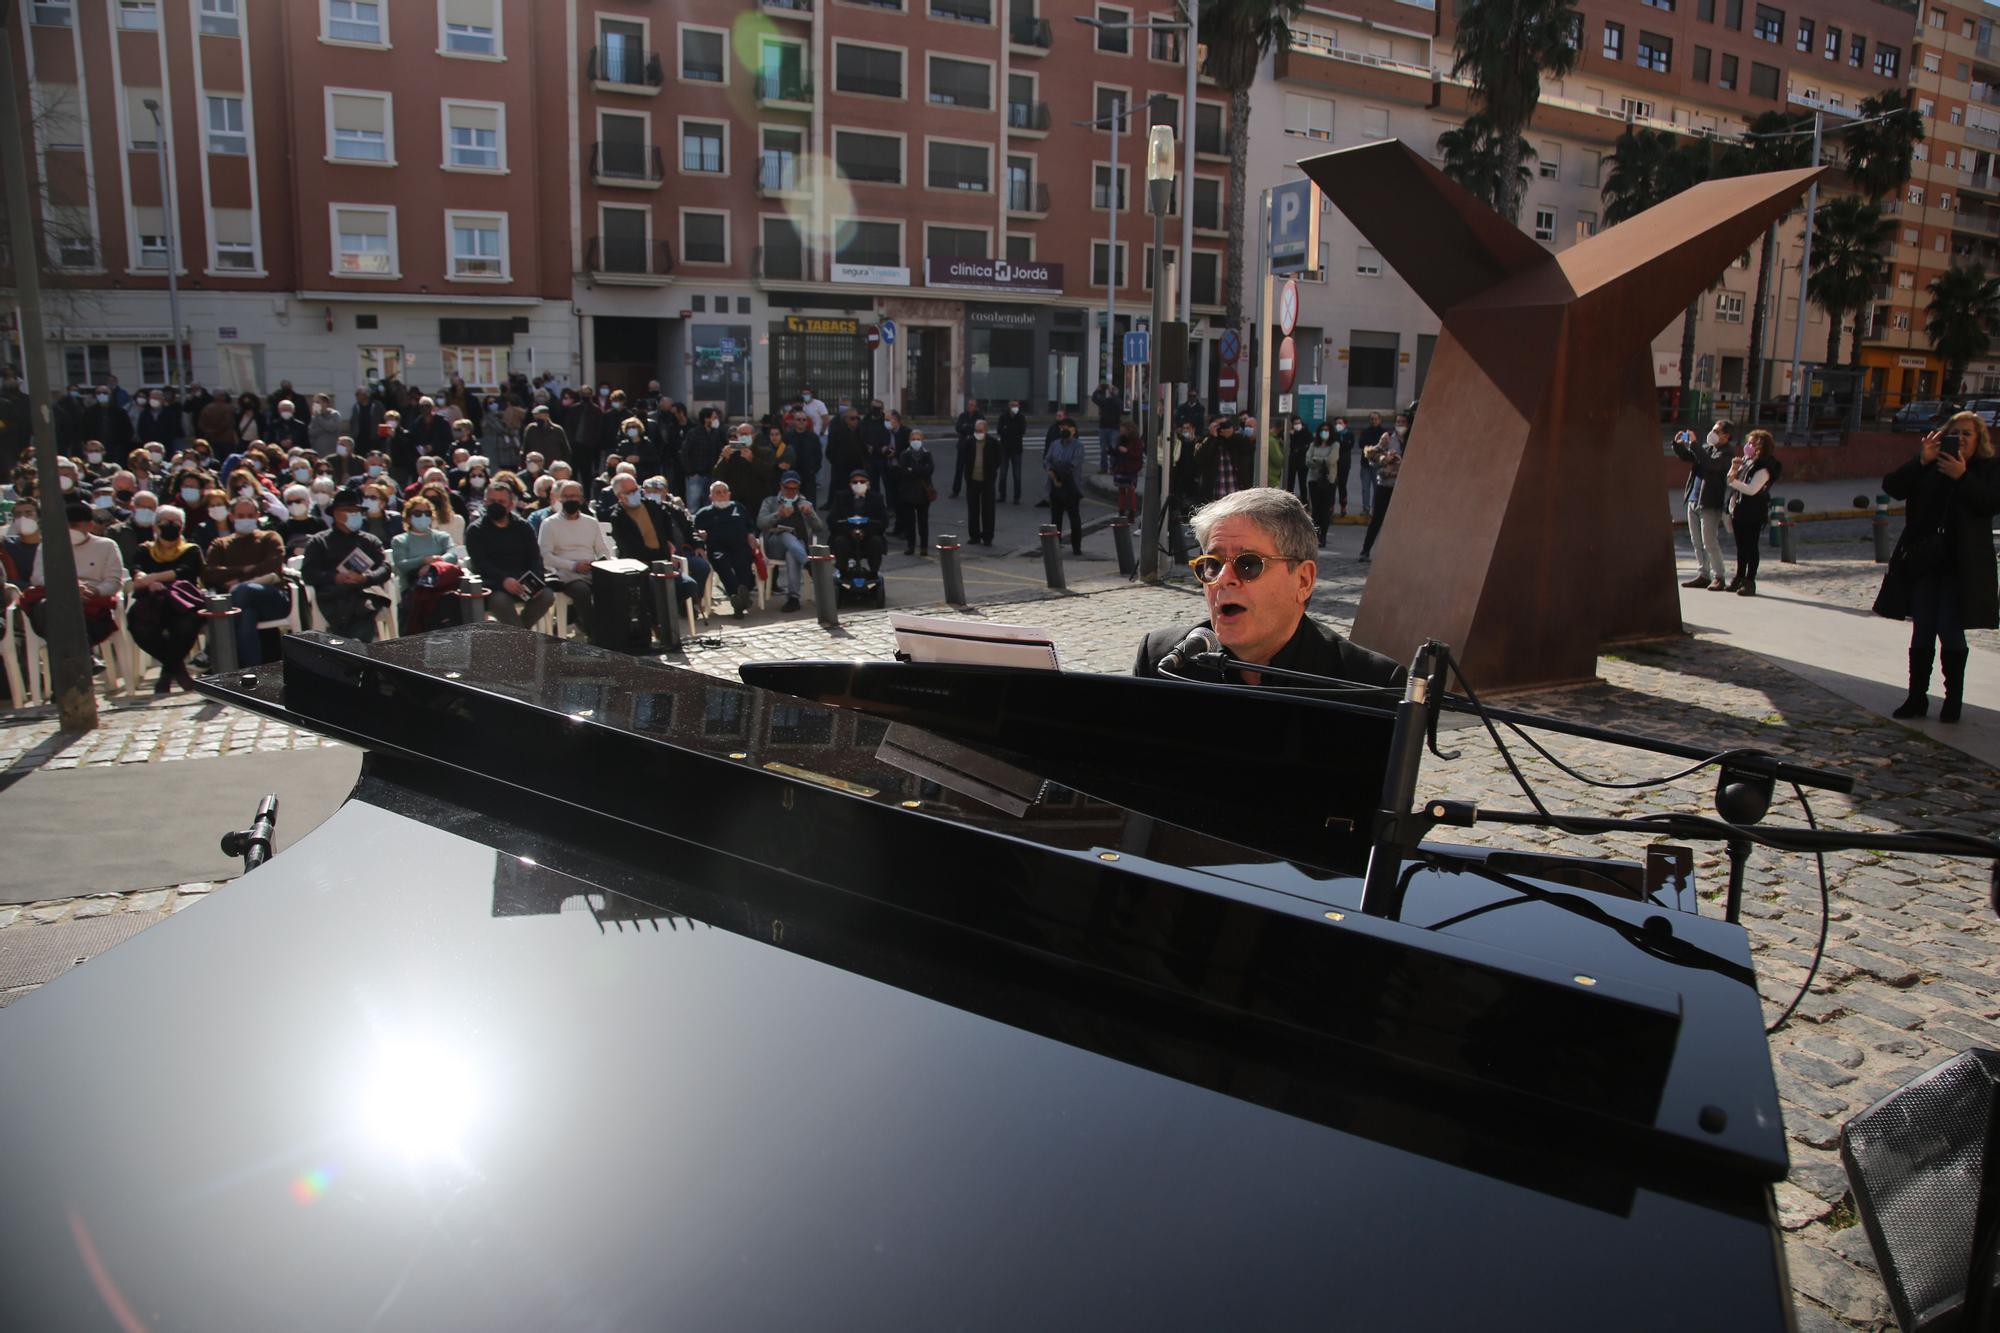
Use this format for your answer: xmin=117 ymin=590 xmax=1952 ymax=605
xmin=1496 ymin=133 xmax=1523 ymax=225
xmin=1222 ymin=84 xmax=1252 ymax=333
xmin=1680 ymin=298 xmax=1699 ymax=426
xmin=1745 ymin=222 xmax=1776 ymax=409
xmin=1826 ymin=313 xmax=1841 ymax=368
xmin=1849 ymin=314 xmax=1868 ymax=430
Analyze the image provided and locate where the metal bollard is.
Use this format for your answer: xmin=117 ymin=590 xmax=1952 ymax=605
xmin=200 ymin=593 xmax=241 ymax=675
xmin=1038 ymin=526 xmax=1067 ymax=590
xmin=809 ymin=543 xmax=839 ymax=628
xmin=454 ymin=574 xmax=490 ymax=627
xmin=1779 ymin=499 xmax=1800 ymax=564
xmin=1872 ymin=493 xmax=1892 ymax=563
xmin=648 ymin=560 xmax=682 ymax=652
xmin=1767 ymin=495 xmax=1784 ymax=550
xmin=936 ymin=536 xmax=967 ymax=605
xmin=1110 ymin=520 xmax=1136 ymax=578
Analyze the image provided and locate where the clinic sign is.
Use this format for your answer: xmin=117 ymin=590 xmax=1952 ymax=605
xmin=1269 ymin=179 xmax=1322 ymax=275
xmin=924 ymin=257 xmax=1065 ymax=294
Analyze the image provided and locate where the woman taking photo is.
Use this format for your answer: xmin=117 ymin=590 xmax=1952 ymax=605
xmin=126 ymin=504 xmax=205 ymax=693
xmin=1725 ymin=429 xmax=1782 ymax=596
xmin=1358 ymin=412 xmax=1407 ymax=562
xmin=1875 ymin=409 xmax=1999 ymax=722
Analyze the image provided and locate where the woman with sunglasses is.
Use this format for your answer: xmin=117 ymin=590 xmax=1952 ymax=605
xmin=1875 ymin=410 xmax=1999 ymax=722
xmin=1132 ymin=487 xmax=1405 ymax=689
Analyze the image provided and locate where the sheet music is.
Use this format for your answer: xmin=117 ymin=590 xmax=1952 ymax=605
xmin=889 ymin=612 xmax=1060 ymax=671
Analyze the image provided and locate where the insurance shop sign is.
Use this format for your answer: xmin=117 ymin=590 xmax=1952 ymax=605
xmin=924 ymin=257 xmax=1064 ymax=295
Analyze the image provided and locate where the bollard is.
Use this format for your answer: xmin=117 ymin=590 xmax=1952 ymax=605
xmin=1872 ymin=493 xmax=1892 ymax=563
xmin=648 ymin=560 xmax=682 ymax=652
xmin=453 ymin=574 xmax=490 ymax=627
xmin=1767 ymin=495 xmax=1784 ymax=550
xmin=936 ymin=536 xmax=967 ymax=605
xmin=1038 ymin=526 xmax=1067 ymax=590
xmin=1779 ymin=498 xmax=1801 ymax=564
xmin=200 ymin=593 xmax=241 ymax=675
xmin=1110 ymin=520 xmax=1136 ymax=578
xmin=809 ymin=543 xmax=839 ymax=629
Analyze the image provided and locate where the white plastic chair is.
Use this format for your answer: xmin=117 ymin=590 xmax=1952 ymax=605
xmin=1 ymin=600 xmax=30 ymax=709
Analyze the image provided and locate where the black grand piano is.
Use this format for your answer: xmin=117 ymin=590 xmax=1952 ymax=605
xmin=0 ymin=624 xmax=1808 ymax=1330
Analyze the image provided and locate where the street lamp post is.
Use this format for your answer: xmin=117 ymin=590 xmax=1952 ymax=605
xmin=1143 ymin=125 xmax=1176 ymax=580
xmin=143 ymin=98 xmax=184 ymax=391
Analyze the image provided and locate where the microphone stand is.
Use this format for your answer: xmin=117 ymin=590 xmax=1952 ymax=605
xmin=1359 ymin=640 xmax=1449 ymax=918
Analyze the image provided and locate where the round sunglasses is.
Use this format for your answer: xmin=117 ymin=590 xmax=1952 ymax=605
xmin=1189 ymin=551 xmax=1299 ymax=585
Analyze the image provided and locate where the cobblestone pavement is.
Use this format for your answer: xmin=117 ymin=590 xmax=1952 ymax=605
xmin=3 ymin=569 xmax=1994 ymax=1328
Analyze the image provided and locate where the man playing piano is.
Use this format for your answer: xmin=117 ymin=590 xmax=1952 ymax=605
xmin=1135 ymin=488 xmax=1405 ymax=689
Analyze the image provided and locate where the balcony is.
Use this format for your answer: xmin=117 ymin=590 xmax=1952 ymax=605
xmin=1006 ymin=100 xmax=1051 ymax=135
xmin=588 ymin=45 xmax=664 ymax=94
xmin=758 ymin=160 xmax=804 ymax=196
xmin=586 ymin=236 xmax=676 ymax=284
xmin=1006 ymin=180 xmax=1051 ymax=216
xmin=760 ymin=0 xmax=813 ymax=20
xmin=755 ymin=76 xmax=813 ymax=110
xmin=1973 ymin=82 xmax=2000 ymax=108
xmin=1009 ymin=15 xmax=1051 ymax=53
xmin=1954 ymin=210 xmax=2000 ymax=236
xmin=929 ymin=0 xmax=992 ymax=23
xmin=754 ymin=245 xmax=807 ymax=283
xmin=590 ymin=141 xmax=665 ymax=188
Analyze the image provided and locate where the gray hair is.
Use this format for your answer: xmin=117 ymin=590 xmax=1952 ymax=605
xmin=1191 ymin=487 xmax=1318 ymax=564
xmin=155 ymin=504 xmax=184 ymax=525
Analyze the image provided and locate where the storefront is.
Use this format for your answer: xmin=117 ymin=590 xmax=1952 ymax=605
xmin=1861 ymin=348 xmax=1942 ymax=410
xmin=766 ymin=315 xmax=872 ymax=411
xmin=922 ymin=260 xmax=1080 ymax=413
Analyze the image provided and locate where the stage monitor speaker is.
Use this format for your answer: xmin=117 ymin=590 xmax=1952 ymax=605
xmin=588 ymin=558 xmax=653 ymax=655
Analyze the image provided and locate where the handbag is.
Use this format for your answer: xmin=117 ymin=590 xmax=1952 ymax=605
xmin=1897 ymin=524 xmax=1950 ymax=579
xmin=923 ymin=483 xmax=938 ymax=503
xmin=166 ymin=578 xmax=205 ymax=612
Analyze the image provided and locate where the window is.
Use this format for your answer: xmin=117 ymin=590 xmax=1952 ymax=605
xmin=1142 ymin=245 xmax=1177 ymax=290
xmin=760 ymin=216 xmax=804 ymax=280
xmin=1005 ymin=155 xmax=1034 ymax=210
xmin=1751 ymin=5 xmax=1779 ymax=42
xmin=1924 ymin=53 xmax=1941 ymax=74
xmin=30 ymin=2 xmax=73 ymax=26
xmin=1873 ymin=45 xmax=1899 ymax=78
xmin=1191 ymin=252 xmax=1219 ymax=307
xmin=445 ymin=211 xmax=506 ymax=278
xmin=440 ymin=347 xmax=507 ymax=391
xmin=1908 ymin=185 xmax=1924 ymax=205
xmin=834 ymin=219 xmax=901 ymax=268
xmin=598 ymin=206 xmax=649 ymax=272
xmin=1602 ymin=21 xmax=1623 ymax=59
xmin=1619 ymin=97 xmax=1654 ymax=119
xmin=681 ymin=27 xmax=725 ymax=83
xmin=328 ymin=90 xmax=392 ymax=163
xmin=1898 ymin=271 xmax=1914 ymax=290
xmin=1539 ymin=142 xmax=1560 ymax=179
xmin=1093 ymin=163 xmax=1128 ymax=210
xmin=118 ymin=1 xmax=159 ymax=30
xmin=929 ymin=56 xmax=992 ymax=109
xmin=326 ymin=0 xmax=384 ymax=44
xmin=833 ymin=129 xmax=903 ymax=184
xmin=443 ymin=101 xmax=503 ymax=170
xmin=1715 ymin=292 xmax=1743 ymax=322
xmin=1195 ymin=102 xmax=1224 ymax=154
xmin=930 ymin=0 xmax=991 ymax=22
xmin=133 ymin=207 xmax=169 ymax=268
xmin=1891 ymin=312 xmax=1910 ymax=332
xmin=1150 ymin=94 xmax=1181 ymax=134
xmin=205 ymin=95 xmax=246 ymax=154
xmin=212 ymin=208 xmax=255 ymax=270
xmin=761 ymin=127 xmax=803 ymax=192
xmin=1009 ymin=73 xmax=1041 ymax=127
xmin=199 ymin=0 xmax=239 ymax=35
xmin=1637 ymin=32 xmax=1671 ymax=72
xmin=1090 ymin=240 xmax=1127 ymax=287
xmin=1576 ymin=148 xmax=1600 ymax=187
xmin=1718 ymin=54 xmax=1738 ymax=90
xmin=63 ymin=345 xmax=111 ymax=383
xmin=52 ymin=206 xmax=95 ymax=267
xmin=1095 ymin=5 xmax=1130 ymax=54
xmin=757 ymin=39 xmax=807 ymax=102
xmin=1360 ymin=106 xmax=1389 ymax=140
xmin=1532 ymin=208 xmax=1556 ymax=241
xmin=1284 ymin=94 xmax=1333 ymax=141
xmin=1823 ymin=26 xmax=1839 ymax=59
xmin=1749 ymin=62 xmax=1779 ymax=99
xmin=1929 ymin=5 xmax=1944 ymax=25
xmin=834 ymin=42 xmax=904 ymax=99
xmin=1641 ymin=0 xmax=1672 ymax=8
xmin=1903 ymin=226 xmax=1919 ymax=244
xmin=126 ymin=88 xmax=163 ymax=149
xmin=682 ymin=211 xmax=728 ymax=265
xmin=1723 ymin=0 xmax=1741 ymax=29
xmin=1005 ymin=234 xmax=1033 ymax=263
xmin=1150 ymin=21 xmax=1182 ymax=63
xmin=1575 ymin=211 xmax=1597 ymax=241
xmin=682 ymin=120 xmax=725 ymax=173
xmin=596 ymin=111 xmax=651 ymax=179
xmin=332 ymin=205 xmax=395 ymax=276
xmin=1696 ymin=0 xmax=1712 ymax=18
xmin=1356 ymin=246 xmax=1382 ymax=277
xmin=1692 ymin=45 xmax=1711 ymax=81
xmin=1849 ymin=33 xmax=1864 ymax=67
xmin=139 ymin=345 xmax=168 ymax=386
xmin=926 ymin=139 xmax=990 ymax=191
xmin=1095 ymin=86 xmax=1131 ymax=131
xmin=926 ymin=225 xmax=987 ymax=260
xmin=1192 ymin=176 xmax=1221 ymax=231
xmin=441 ymin=0 xmax=498 ymax=56
xmin=1795 ymin=16 xmax=1812 ymax=51
xmin=1918 ymin=98 xmax=1935 ymax=120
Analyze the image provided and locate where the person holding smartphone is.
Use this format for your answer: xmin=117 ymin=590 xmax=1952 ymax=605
xmin=1875 ymin=410 xmax=1999 ymax=722
xmin=1724 ymin=429 xmax=1782 ymax=596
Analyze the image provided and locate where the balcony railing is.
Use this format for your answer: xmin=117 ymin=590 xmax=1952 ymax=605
xmin=930 ymin=0 xmax=992 ymax=23
xmin=1972 ymin=82 xmax=2000 ymax=108
xmin=1009 ymin=15 xmax=1051 ymax=49
xmin=1006 ymin=99 xmax=1051 ymax=132
xmin=929 ymin=169 xmax=991 ymax=192
xmin=587 ymin=236 xmax=676 ymax=278
xmin=758 ymin=160 xmax=802 ymax=194
xmin=590 ymin=141 xmax=665 ymax=184
xmin=1953 ymin=210 xmax=2000 ymax=236
xmin=754 ymin=245 xmax=807 ymax=282
xmin=1006 ymin=180 xmax=1051 ymax=214
xmin=755 ymin=76 xmax=813 ymax=106
xmin=760 ymin=0 xmax=813 ymax=16
xmin=835 ymin=73 xmax=903 ymax=98
xmin=587 ymin=44 xmax=664 ymax=88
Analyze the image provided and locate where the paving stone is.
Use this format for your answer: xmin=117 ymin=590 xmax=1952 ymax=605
xmin=1825 ymin=1223 xmax=1880 ymax=1274
xmin=1788 ymin=1156 xmax=1855 ymax=1206
xmin=1834 ymin=991 xmax=1927 ymax=1031
xmin=1780 ymin=1050 xmax=1859 ymax=1089
xmin=1783 ymin=1235 xmax=1893 ymax=1327
xmin=71 ymin=897 xmax=121 ymax=918
xmin=1775 ymin=1180 xmax=1835 ymax=1230
xmin=126 ymin=890 xmax=171 ymax=913
xmin=1798 ymin=1035 xmax=1866 ymax=1070
xmin=1776 ymin=1074 xmax=1851 ymax=1120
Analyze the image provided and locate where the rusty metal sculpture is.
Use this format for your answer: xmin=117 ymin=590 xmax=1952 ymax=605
xmin=1298 ymin=140 xmax=1825 ymax=692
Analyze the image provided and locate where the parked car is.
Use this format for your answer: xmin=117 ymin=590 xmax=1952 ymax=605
xmin=1892 ymin=399 xmax=1948 ymax=432
xmin=1968 ymin=398 xmax=2000 ymax=430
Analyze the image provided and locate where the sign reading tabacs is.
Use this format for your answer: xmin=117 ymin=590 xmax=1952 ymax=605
xmin=785 ymin=316 xmax=860 ymax=336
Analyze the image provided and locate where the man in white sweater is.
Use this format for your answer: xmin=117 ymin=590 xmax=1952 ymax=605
xmin=537 ymin=479 xmax=611 ymax=637
xmin=30 ymin=499 xmax=127 ymax=659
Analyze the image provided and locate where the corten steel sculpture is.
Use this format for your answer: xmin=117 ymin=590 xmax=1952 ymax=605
xmin=1297 ymin=140 xmax=1826 ymax=692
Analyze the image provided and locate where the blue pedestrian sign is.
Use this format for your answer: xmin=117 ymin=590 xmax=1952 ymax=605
xmin=1123 ymin=329 xmax=1150 ymax=364
xmin=880 ymin=319 xmax=897 ymax=345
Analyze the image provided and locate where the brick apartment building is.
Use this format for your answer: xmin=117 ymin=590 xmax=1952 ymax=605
xmin=5 ymin=0 xmax=1230 ymax=417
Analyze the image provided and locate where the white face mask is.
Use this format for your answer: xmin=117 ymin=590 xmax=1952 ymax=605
xmin=208 ymin=505 xmax=228 ymax=523
xmin=132 ymin=508 xmax=155 ymax=527
xmin=288 ymin=501 xmax=310 ymax=517
xmin=851 ymin=483 xmax=867 ymax=496
xmin=71 ymin=527 xmax=89 ymax=545
xmin=909 ymin=439 xmax=925 ymax=450
xmin=1705 ymin=429 xmax=1722 ymax=449
xmin=313 ymin=493 xmax=333 ymax=510
xmin=59 ymin=476 xmax=74 ymax=491
xmin=364 ymin=499 xmax=383 ymax=515
xmin=12 ymin=517 xmax=37 ymax=537
xmin=974 ymin=432 xmax=987 ymax=441
xmin=85 ymin=451 xmax=102 ymax=464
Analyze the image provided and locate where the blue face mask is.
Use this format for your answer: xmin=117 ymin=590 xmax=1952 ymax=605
xmin=342 ymin=511 xmax=365 ymax=532
xmin=233 ymin=517 xmax=258 ymax=534
xmin=367 ymin=464 xmax=383 ymax=477
xmin=410 ymin=514 xmax=433 ymax=532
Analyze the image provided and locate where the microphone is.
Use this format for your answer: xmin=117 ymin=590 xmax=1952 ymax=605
xmin=1157 ymin=627 xmax=1219 ymax=673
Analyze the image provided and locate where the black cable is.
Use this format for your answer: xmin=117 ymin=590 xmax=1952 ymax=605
xmin=1766 ymin=783 xmax=1830 ymax=1034
xmin=1496 ymin=720 xmax=1779 ymax=792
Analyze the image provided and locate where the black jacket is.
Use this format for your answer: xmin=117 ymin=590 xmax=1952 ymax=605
xmin=827 ymin=420 xmax=867 ymax=476
xmin=1873 ymin=452 xmax=1999 ymax=628
xmin=890 ymin=443 xmax=935 ymax=507
xmin=1673 ymin=436 xmax=1732 ymax=511
xmin=464 ymin=510 xmax=544 ymax=584
xmin=1132 ymin=616 xmax=1407 ymax=689
xmin=997 ymin=409 xmax=1028 ymax=451
xmin=300 ymin=527 xmax=390 ymax=594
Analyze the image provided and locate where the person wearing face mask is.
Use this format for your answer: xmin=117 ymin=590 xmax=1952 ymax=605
xmin=135 ymin=393 xmax=176 ymax=452
xmin=87 ymin=488 xmax=121 ymax=535
xmin=962 ymin=419 xmax=998 ymax=547
xmin=83 ymin=386 xmax=134 ymax=459
xmin=191 ymin=487 xmax=231 ymax=551
xmin=756 ymin=471 xmax=828 ymax=613
xmin=825 ymin=468 xmax=890 ymax=584
xmin=268 ymin=399 xmax=310 ymax=452
xmin=464 ymin=476 xmax=553 ymax=628
xmin=80 ymin=438 xmax=117 ymax=483
xmin=1358 ymin=412 xmax=1409 ymax=564
xmin=679 ymin=407 xmax=724 ymax=509
xmin=346 ymin=388 xmax=383 ymax=455
xmin=28 ymin=501 xmax=125 ymax=659
xmin=608 ymin=473 xmax=709 ymax=614
xmin=52 ymin=384 xmax=87 ymax=455
xmin=202 ymin=496 xmax=290 ymax=663
xmin=1328 ymin=416 xmax=1355 ymax=517
xmin=126 ymin=504 xmax=206 ymax=693
xmin=275 ymin=483 xmax=330 ymax=554
xmin=310 ymin=478 xmax=338 ymax=517
xmin=106 ymin=489 xmax=161 ymax=568
xmin=523 ymin=402 xmax=572 ymax=471
xmin=2 ymin=498 xmax=42 ymax=582
xmin=891 ymin=431 xmax=936 ymax=557
xmin=692 ymin=479 xmax=757 ymax=616
xmin=1045 ymin=421 xmax=1087 ymax=554
xmin=1305 ymin=424 xmax=1338 ymax=547
xmin=1282 ymin=417 xmax=1313 ymax=503
xmin=304 ymin=394 xmax=342 ymax=457
xmin=0 ymin=368 xmax=31 ymax=480
xmin=300 ymin=485 xmax=393 ymax=642
xmin=712 ymin=430 xmax=774 ymax=515
xmin=233 ymin=393 xmax=266 ymax=448
xmin=616 ymin=415 xmax=655 ymax=476
xmin=1671 ymin=419 xmax=1734 ymax=592
xmin=358 ymin=482 xmax=404 ymax=544
xmin=538 ymin=479 xmax=613 ymax=636
xmin=389 ymin=495 xmax=453 ymax=607
xmin=991 ymin=400 xmax=1028 ymax=504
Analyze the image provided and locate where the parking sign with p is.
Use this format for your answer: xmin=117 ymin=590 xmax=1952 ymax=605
xmin=1269 ymin=179 xmax=1321 ymax=275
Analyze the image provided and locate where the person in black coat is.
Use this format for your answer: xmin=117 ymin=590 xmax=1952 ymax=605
xmin=890 ymin=430 xmax=936 ymax=556
xmin=996 ymin=400 xmax=1028 ymax=503
xmin=1132 ymin=488 xmax=1404 ymax=689
xmin=826 ymin=467 xmax=890 ymax=579
xmin=1282 ymin=418 xmax=1313 ymax=501
xmin=300 ymin=486 xmax=393 ymax=641
xmin=826 ymin=407 xmax=867 ymax=483
xmin=783 ymin=413 xmax=823 ymax=504
xmin=1330 ymin=415 xmax=1356 ymax=515
xmin=1874 ymin=411 xmax=2000 ymax=722
xmin=1723 ymin=429 xmax=1781 ymax=596
xmin=680 ymin=408 xmax=725 ymax=508
xmin=951 ymin=397 xmax=981 ymax=498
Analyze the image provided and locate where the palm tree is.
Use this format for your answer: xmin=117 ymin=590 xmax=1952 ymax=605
xmin=1730 ymin=111 xmax=1814 ymax=406
xmin=1926 ymin=264 xmax=2000 ymax=397
xmin=1436 ymin=114 xmax=1536 ymax=215
xmin=1198 ymin=0 xmax=1304 ymax=333
xmin=1807 ymin=195 xmax=1894 ymax=374
xmin=1843 ymin=89 xmax=1926 ymax=201
xmin=1603 ymin=128 xmax=1712 ymax=421
xmin=1450 ymin=0 xmax=1583 ymax=224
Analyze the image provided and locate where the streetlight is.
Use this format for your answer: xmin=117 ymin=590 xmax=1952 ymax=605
xmin=142 ymin=98 xmax=183 ymax=392
xmin=1142 ymin=124 xmax=1176 ymax=581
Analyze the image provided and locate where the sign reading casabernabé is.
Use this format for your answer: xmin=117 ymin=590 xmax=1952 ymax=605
xmin=924 ymin=257 xmax=1064 ymax=294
